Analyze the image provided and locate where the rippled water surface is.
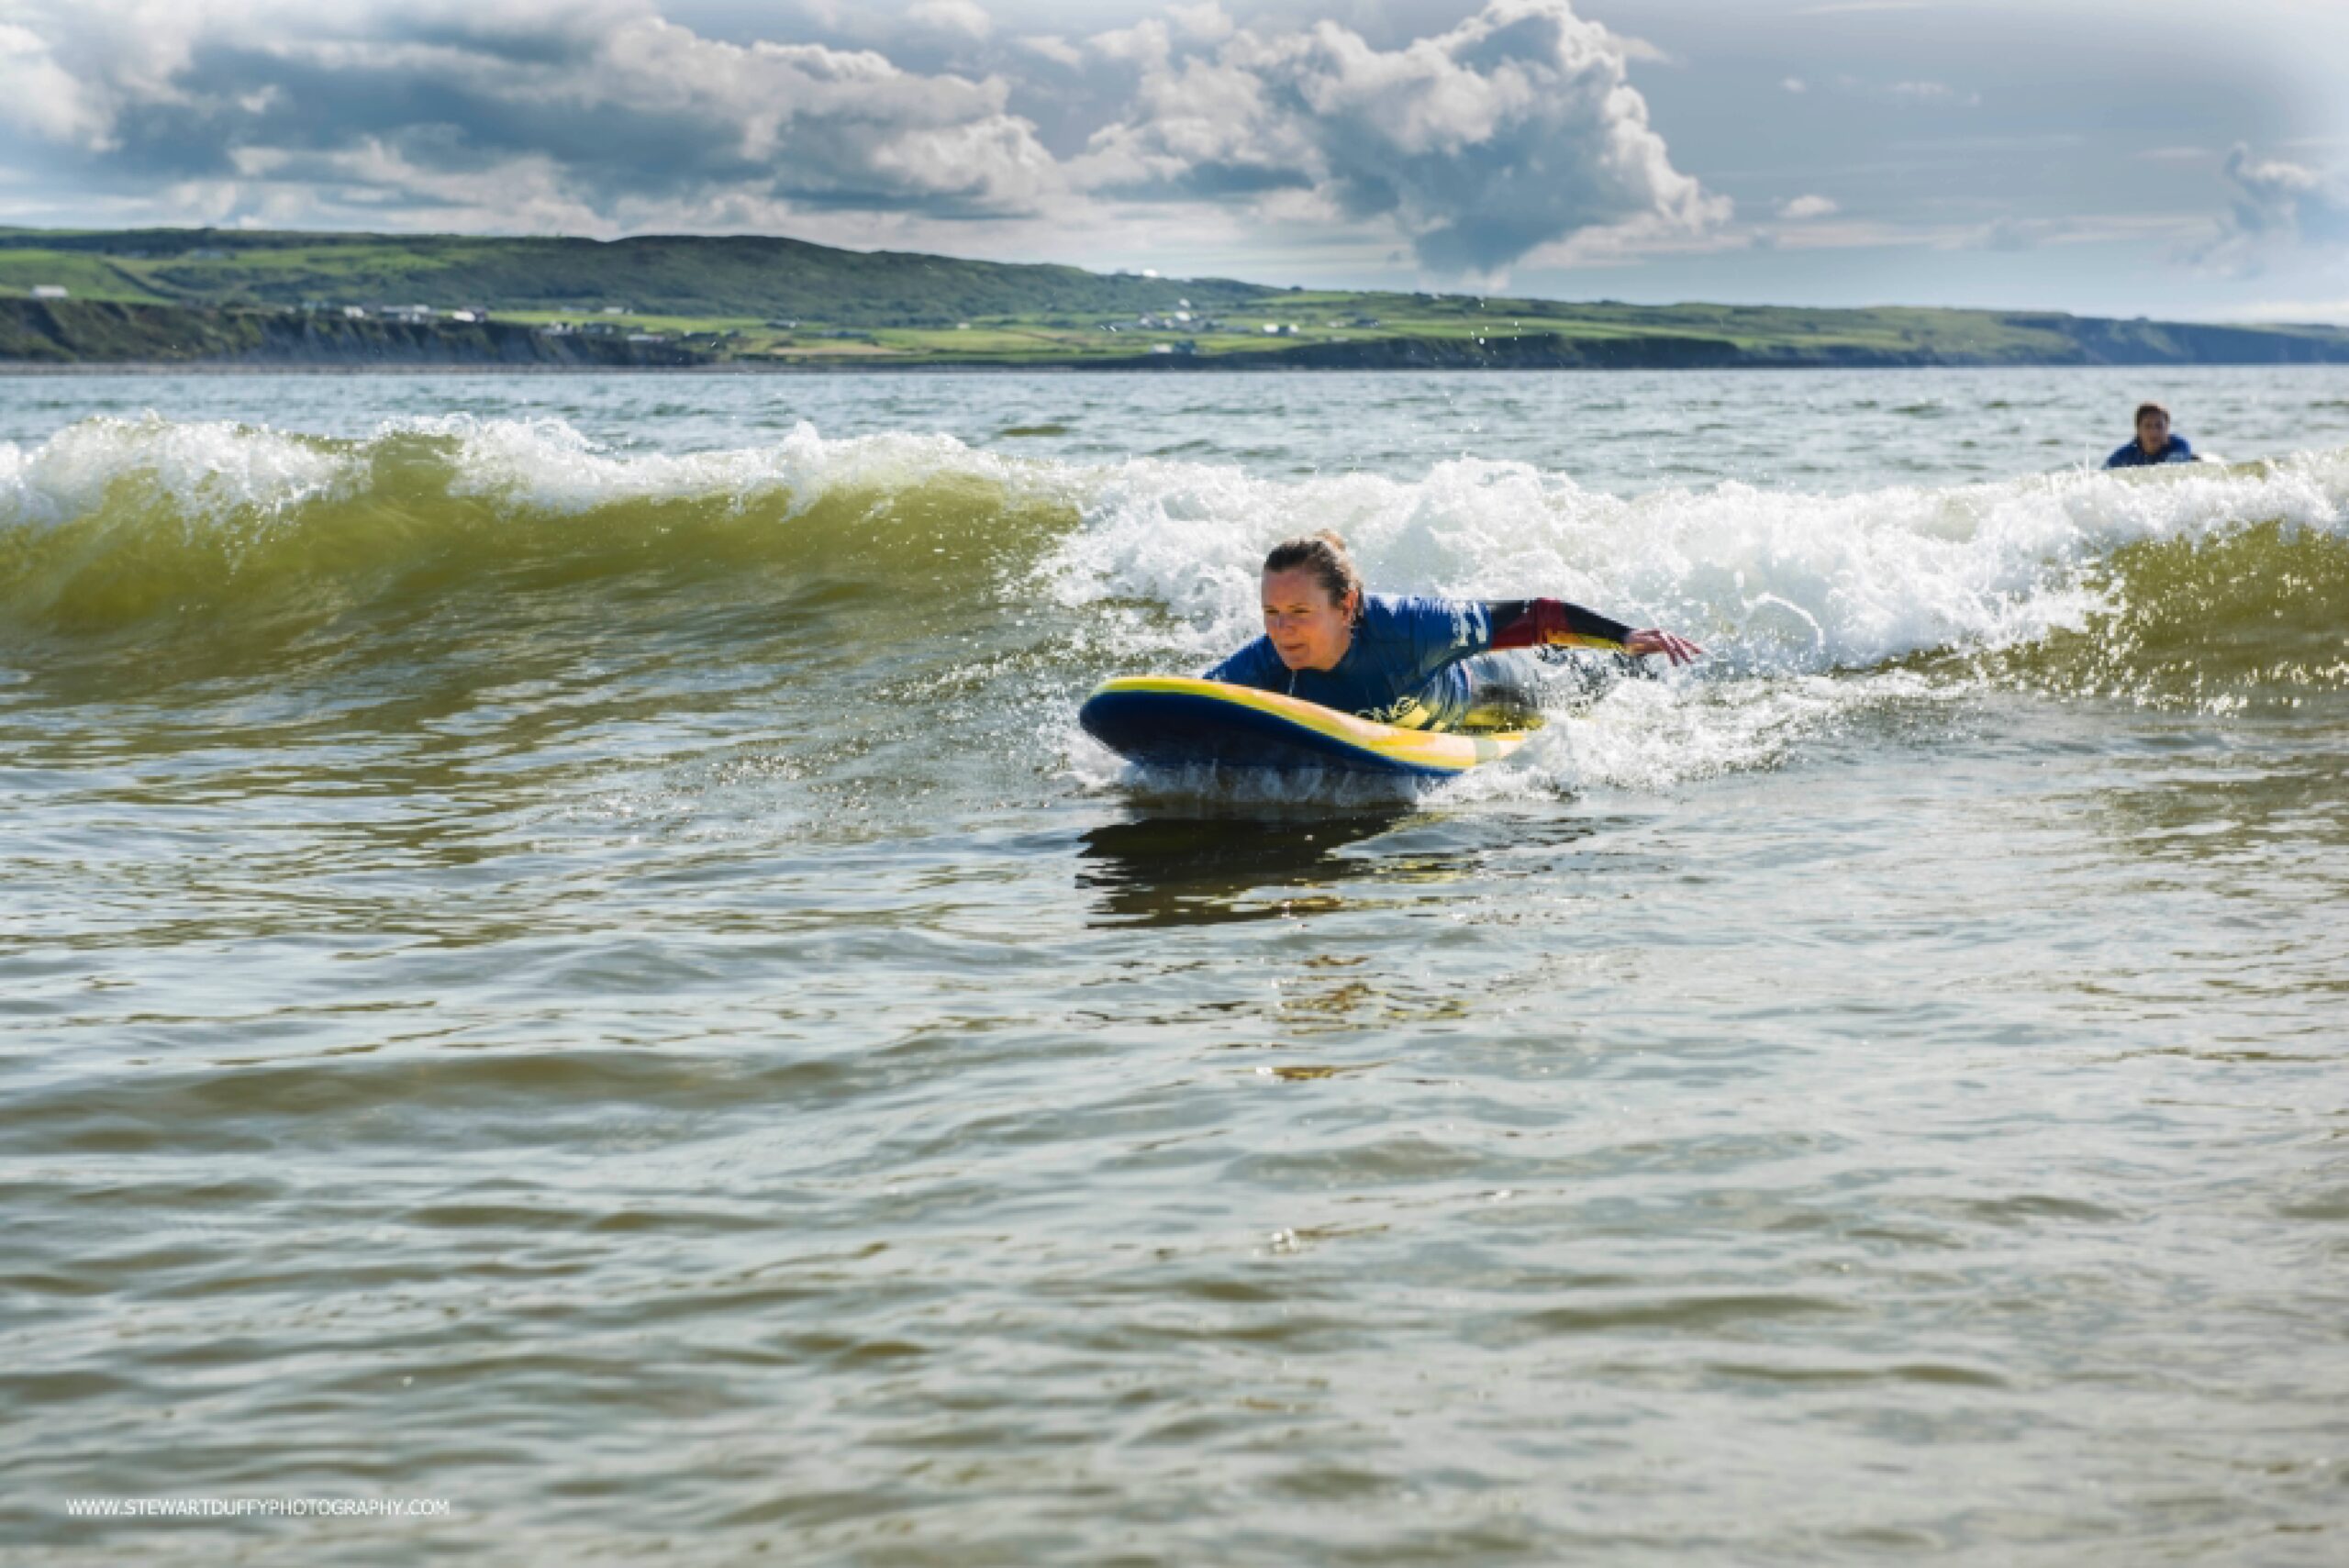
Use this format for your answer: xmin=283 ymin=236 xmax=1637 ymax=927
xmin=4 ymin=367 xmax=2346 ymax=1564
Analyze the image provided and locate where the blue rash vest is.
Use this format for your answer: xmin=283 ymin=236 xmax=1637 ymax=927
xmin=2105 ymin=434 xmax=2194 ymax=468
xmin=1203 ymin=593 xmax=1631 ymax=731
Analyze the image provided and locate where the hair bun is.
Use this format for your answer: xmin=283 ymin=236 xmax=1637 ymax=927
xmin=1262 ymin=530 xmax=1365 ymax=617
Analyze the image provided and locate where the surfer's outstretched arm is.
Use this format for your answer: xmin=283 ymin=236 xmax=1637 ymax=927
xmin=1483 ymin=599 xmax=1702 ymax=666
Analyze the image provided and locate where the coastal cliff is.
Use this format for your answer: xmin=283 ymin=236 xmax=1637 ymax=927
xmin=0 ymin=299 xmax=711 ymax=368
xmin=6 ymin=224 xmax=2348 ymax=371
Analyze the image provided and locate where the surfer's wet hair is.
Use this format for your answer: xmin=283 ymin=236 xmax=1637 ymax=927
xmin=2133 ymin=402 xmax=2170 ymax=427
xmin=1263 ymin=530 xmax=1364 ymax=619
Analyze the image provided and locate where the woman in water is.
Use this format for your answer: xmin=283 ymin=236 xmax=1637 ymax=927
xmin=2103 ymin=401 xmax=2195 ymax=468
xmin=1205 ymin=531 xmax=1701 ymax=731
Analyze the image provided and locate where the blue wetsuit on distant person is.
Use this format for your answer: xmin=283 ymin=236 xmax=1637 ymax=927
xmin=2105 ymin=434 xmax=2193 ymax=468
xmin=1204 ymin=592 xmax=1631 ymax=731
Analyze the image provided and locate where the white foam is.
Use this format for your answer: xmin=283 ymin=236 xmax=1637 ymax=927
xmin=417 ymin=414 xmax=1066 ymax=516
xmin=0 ymin=413 xmax=1079 ymax=532
xmin=0 ymin=413 xmax=350 ymax=528
xmin=1437 ymin=669 xmax=1959 ymax=798
xmin=1043 ymin=448 xmax=2349 ymax=676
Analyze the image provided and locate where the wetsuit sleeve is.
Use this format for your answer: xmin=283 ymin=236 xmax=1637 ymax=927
xmin=1384 ymin=595 xmax=1506 ymax=683
xmin=1483 ymin=598 xmax=1635 ymax=653
xmin=2167 ymin=436 xmax=2194 ymax=462
xmin=1203 ymin=636 xmax=1285 ymax=691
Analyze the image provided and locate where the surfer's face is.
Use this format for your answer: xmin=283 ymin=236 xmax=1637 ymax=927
xmin=1261 ymin=567 xmax=1355 ymax=672
xmin=2136 ymin=409 xmax=2169 ymax=453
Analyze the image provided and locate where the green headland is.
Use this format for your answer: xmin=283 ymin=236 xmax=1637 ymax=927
xmin=5 ymin=226 xmax=2346 ymax=370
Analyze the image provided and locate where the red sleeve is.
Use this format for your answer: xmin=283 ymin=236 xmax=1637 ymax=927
xmin=1485 ymin=598 xmax=1634 ymax=652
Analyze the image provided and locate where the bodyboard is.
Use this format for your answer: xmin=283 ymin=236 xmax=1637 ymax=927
xmin=1078 ymin=675 xmax=1531 ymax=779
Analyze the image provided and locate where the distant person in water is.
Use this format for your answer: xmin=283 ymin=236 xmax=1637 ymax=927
xmin=2105 ymin=402 xmax=2195 ymax=468
xmin=1204 ymin=531 xmax=1701 ymax=732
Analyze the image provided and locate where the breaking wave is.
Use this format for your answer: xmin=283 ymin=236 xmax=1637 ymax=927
xmin=4 ymin=414 xmax=2344 ymax=789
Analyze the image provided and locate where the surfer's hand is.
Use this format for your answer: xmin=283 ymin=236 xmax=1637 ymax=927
xmin=1624 ymin=628 xmax=1701 ymax=666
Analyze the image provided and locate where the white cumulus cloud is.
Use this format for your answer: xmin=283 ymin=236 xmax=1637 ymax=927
xmin=2189 ymin=143 xmax=2349 ymax=271
xmin=907 ymin=0 xmax=991 ymax=41
xmin=3 ymin=0 xmax=1061 ymax=231
xmin=1073 ymin=0 xmax=1723 ymax=272
xmin=2221 ymin=144 xmax=2349 ymax=245
xmin=0 ymin=20 xmax=112 ymax=147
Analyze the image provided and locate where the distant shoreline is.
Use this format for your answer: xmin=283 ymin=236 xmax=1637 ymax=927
xmin=7 ymin=353 xmax=2347 ymax=376
xmin=8 ymin=235 xmax=2349 ymax=373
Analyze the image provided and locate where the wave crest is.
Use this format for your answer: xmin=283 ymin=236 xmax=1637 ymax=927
xmin=0 ymin=416 xmax=1079 ymax=654
xmin=6 ymin=413 xmax=2345 ymax=724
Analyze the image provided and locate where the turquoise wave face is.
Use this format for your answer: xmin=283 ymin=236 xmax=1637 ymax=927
xmin=1970 ymin=521 xmax=2349 ymax=714
xmin=0 ymin=419 xmax=1082 ymax=690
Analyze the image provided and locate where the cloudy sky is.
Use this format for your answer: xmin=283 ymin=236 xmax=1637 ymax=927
xmin=3 ymin=0 xmax=2345 ymax=320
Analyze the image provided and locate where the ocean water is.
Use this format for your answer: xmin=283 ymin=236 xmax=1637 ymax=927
xmin=4 ymin=366 xmax=2345 ymax=1565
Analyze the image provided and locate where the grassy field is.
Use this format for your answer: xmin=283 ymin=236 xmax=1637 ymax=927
xmin=6 ymin=226 xmax=2348 ymax=369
